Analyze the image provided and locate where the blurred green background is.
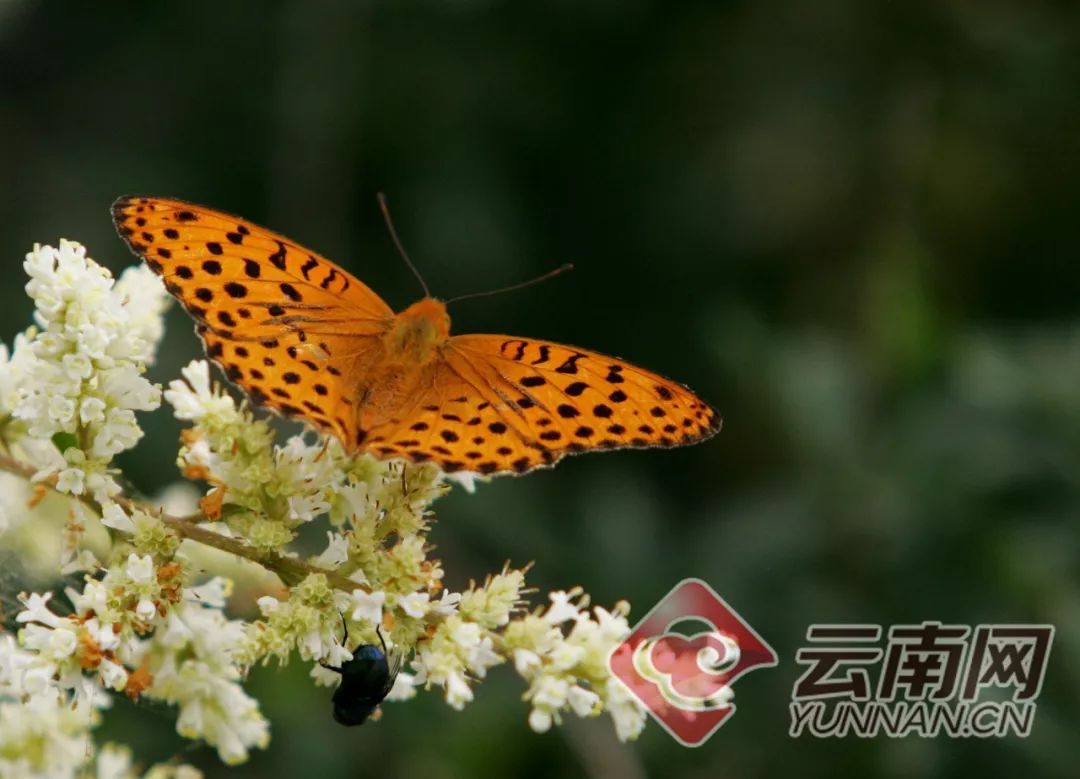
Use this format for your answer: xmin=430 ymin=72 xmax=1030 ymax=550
xmin=3 ymin=1 xmax=1080 ymax=777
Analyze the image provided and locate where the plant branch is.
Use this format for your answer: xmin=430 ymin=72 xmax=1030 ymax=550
xmin=0 ymin=450 xmax=365 ymax=593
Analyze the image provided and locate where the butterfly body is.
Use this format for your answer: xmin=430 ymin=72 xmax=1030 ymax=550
xmin=387 ymin=297 xmax=451 ymax=358
xmin=113 ymin=196 xmax=721 ymax=475
xmin=347 ymin=297 xmax=451 ymax=432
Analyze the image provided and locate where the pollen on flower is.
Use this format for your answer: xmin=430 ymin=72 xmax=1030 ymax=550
xmin=200 ymin=488 xmax=225 ymax=520
xmin=26 ymin=482 xmax=47 ymax=508
xmin=77 ymin=629 xmax=104 ymax=669
xmin=125 ymin=663 xmax=153 ymax=700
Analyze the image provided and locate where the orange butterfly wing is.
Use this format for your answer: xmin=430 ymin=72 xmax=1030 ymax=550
xmin=112 ymin=196 xmax=392 ymax=446
xmin=113 ymin=196 xmax=721 ymax=474
xmin=359 ymin=336 xmax=721 ymax=474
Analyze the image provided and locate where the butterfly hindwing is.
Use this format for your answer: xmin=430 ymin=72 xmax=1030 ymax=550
xmin=357 ymin=336 xmax=721 ymax=475
xmin=197 ymin=326 xmax=383 ymax=447
xmin=448 ymin=335 xmax=721 ymax=466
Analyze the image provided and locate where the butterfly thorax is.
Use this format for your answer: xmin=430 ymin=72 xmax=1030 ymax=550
xmin=351 ymin=298 xmax=450 ymax=423
xmin=385 ymin=297 xmax=451 ymax=364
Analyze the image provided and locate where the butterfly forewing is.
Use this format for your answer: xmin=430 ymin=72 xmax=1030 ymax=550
xmin=112 ymin=196 xmax=393 ymax=445
xmin=113 ymin=196 xmax=391 ymax=320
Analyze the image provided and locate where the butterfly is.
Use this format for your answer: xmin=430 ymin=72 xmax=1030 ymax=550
xmin=112 ymin=196 xmax=721 ymax=475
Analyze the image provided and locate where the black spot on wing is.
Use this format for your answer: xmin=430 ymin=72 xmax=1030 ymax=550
xmin=555 ymin=353 xmax=585 ymax=374
xmin=269 ymin=241 xmax=287 ymax=270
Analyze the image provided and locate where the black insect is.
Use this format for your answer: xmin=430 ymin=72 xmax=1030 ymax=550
xmin=322 ymin=623 xmax=402 ymax=726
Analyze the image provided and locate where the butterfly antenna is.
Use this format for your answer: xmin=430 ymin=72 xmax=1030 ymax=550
xmin=377 ymin=193 xmax=430 ymax=298
xmin=446 ymin=263 xmax=574 ymax=305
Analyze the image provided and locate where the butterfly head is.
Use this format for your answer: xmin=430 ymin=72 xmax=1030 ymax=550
xmin=389 ymin=297 xmax=451 ymax=360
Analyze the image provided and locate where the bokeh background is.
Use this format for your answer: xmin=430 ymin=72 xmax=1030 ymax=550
xmin=3 ymin=1 xmax=1080 ymax=777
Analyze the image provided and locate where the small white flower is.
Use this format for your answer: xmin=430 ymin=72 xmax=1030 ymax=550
xmin=531 ymin=674 xmax=570 ymax=710
xmin=100 ymin=502 xmax=136 ymax=532
xmin=160 ymin=611 xmax=194 ymax=647
xmin=605 ymin=676 xmax=649 ymax=742
xmin=397 ymin=591 xmax=430 ymax=619
xmin=313 ymin=531 xmax=349 ymax=568
xmin=444 ymin=671 xmax=474 ymax=710
xmin=544 ymin=591 xmax=583 ymax=625
xmin=430 ymin=590 xmax=461 ymax=617
xmin=125 ymin=553 xmax=154 ymax=584
xmin=567 ymin=685 xmax=600 ymax=717
xmin=79 ymin=396 xmax=107 ymax=424
xmin=22 ymin=663 xmax=57 ymax=695
xmin=255 ymin=596 xmax=281 ymax=616
xmin=548 ymin=641 xmax=586 ymax=671
xmin=164 ymin=361 xmax=234 ymax=422
xmin=61 ymin=352 xmax=93 ymax=380
xmin=16 ymin=592 xmax=64 ymax=629
xmin=46 ymin=627 xmax=78 ymax=659
xmin=87 ymin=619 xmax=120 ymax=652
xmin=528 ymin=707 xmax=553 ymax=733
xmin=349 ymin=590 xmax=385 ymax=626
xmin=55 ymin=466 xmax=85 ymax=495
xmin=136 ymin=596 xmax=157 ymax=621
xmin=98 ymin=658 xmax=128 ymax=691
xmin=514 ymin=648 xmax=542 ymax=675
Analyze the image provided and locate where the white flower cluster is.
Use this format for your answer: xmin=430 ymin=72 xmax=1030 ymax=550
xmin=141 ymin=580 xmax=269 ymax=765
xmin=1 ymin=241 xmax=169 ymax=503
xmin=15 ymin=557 xmax=267 ymax=766
xmin=407 ymin=576 xmax=646 ymax=740
xmin=0 ymin=628 xmax=102 ymax=779
xmin=246 ymin=573 xmax=355 ymax=670
xmin=164 ymin=360 xmax=444 ymax=552
xmin=507 ymin=589 xmax=648 ymax=741
xmin=3 ymin=592 xmax=205 ymax=778
xmin=0 ymin=241 xmax=651 ymax=774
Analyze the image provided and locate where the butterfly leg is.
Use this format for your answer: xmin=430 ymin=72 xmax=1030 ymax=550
xmin=314 ymin=435 xmax=333 ymax=462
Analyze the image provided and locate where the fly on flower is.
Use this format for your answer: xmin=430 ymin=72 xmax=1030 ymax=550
xmin=323 ymin=627 xmax=404 ymax=726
